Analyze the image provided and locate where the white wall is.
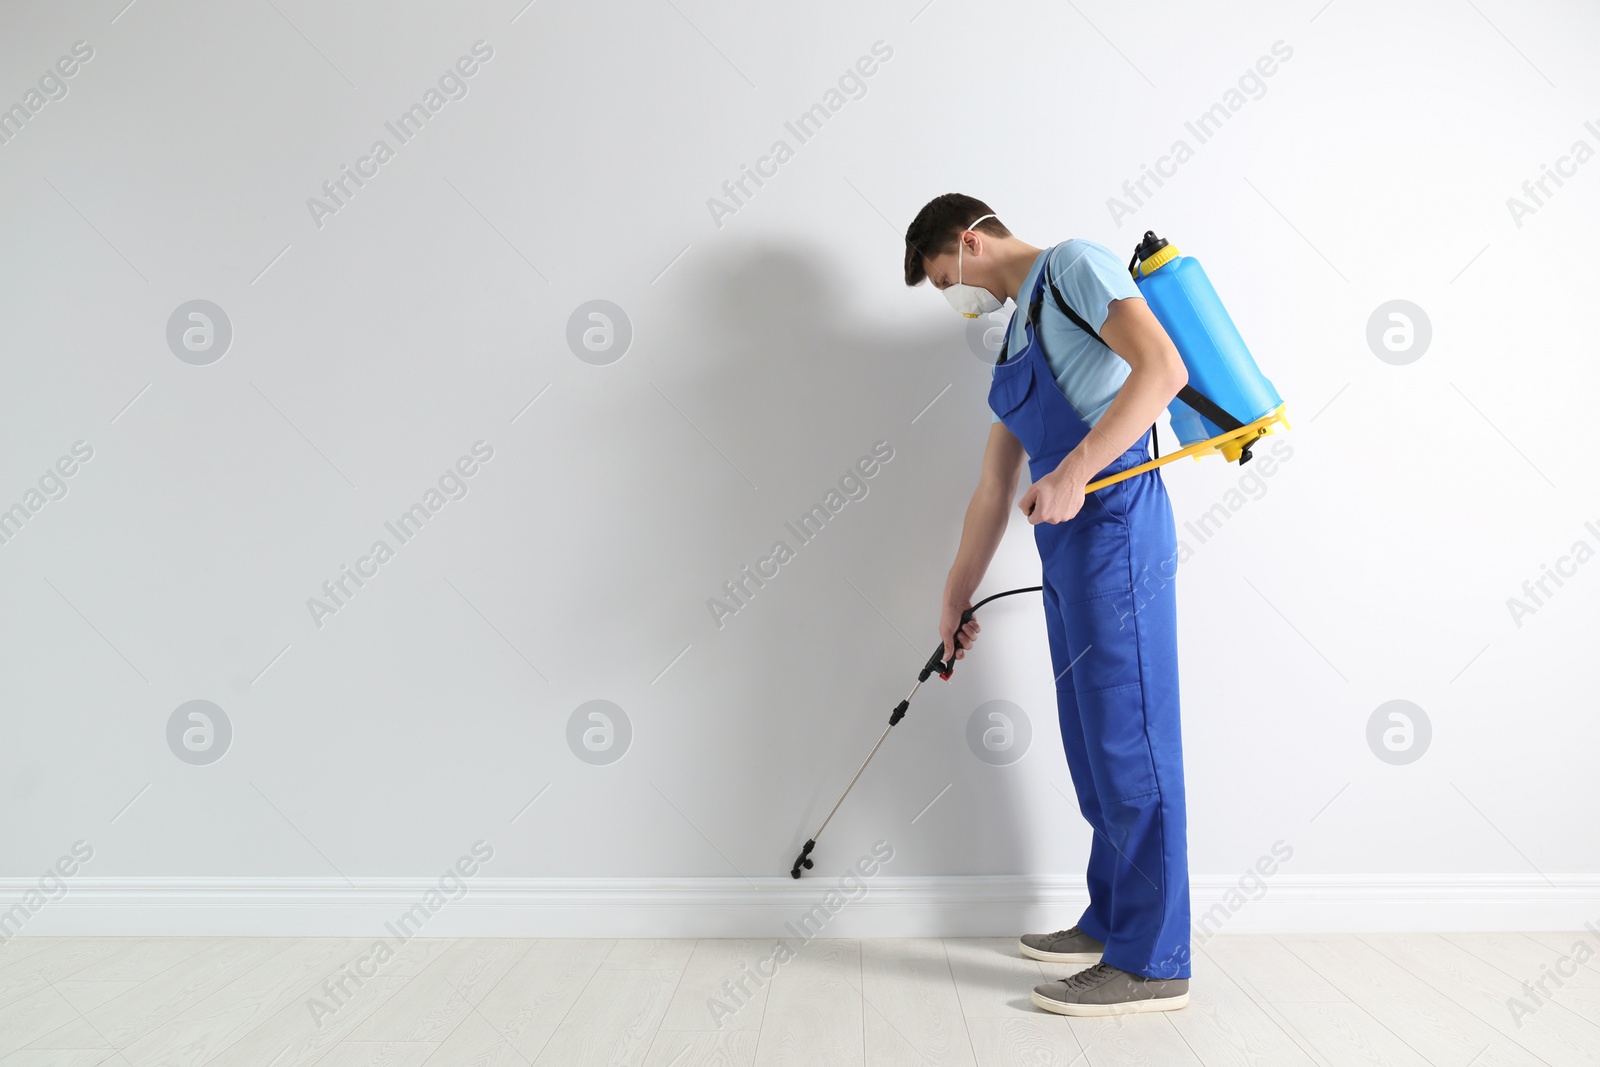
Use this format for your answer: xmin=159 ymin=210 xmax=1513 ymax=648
xmin=2 ymin=0 xmax=1597 ymax=936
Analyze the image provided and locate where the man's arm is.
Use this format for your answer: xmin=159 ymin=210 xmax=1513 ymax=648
xmin=940 ymin=420 xmax=1027 ymax=662
xmin=1017 ymin=296 xmax=1187 ymax=524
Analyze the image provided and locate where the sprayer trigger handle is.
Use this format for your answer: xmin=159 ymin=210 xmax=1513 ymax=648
xmin=945 ymin=608 xmax=977 ymax=676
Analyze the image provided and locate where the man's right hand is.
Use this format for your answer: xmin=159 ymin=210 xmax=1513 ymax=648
xmin=939 ymin=599 xmax=981 ymax=668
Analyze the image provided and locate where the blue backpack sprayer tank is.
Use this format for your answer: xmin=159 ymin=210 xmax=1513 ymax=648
xmin=789 ymin=229 xmax=1288 ymax=878
xmin=1073 ymin=229 xmax=1290 ymax=493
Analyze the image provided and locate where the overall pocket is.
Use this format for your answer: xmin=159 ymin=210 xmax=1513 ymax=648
xmin=988 ymin=363 xmax=1040 ymax=454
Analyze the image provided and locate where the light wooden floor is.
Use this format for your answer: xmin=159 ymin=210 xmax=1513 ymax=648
xmin=1 ymin=933 xmax=1597 ymax=1065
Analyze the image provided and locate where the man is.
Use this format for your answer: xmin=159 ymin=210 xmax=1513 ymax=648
xmin=905 ymin=193 xmax=1191 ymax=1016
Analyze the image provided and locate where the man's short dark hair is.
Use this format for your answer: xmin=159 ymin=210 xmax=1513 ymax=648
xmin=903 ymin=193 xmax=1011 ymax=286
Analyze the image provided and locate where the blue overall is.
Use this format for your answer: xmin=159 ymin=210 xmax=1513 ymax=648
xmin=988 ymin=268 xmax=1191 ymax=980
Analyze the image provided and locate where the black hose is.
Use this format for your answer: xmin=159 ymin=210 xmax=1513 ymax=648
xmin=969 ymin=585 xmax=1043 ymax=613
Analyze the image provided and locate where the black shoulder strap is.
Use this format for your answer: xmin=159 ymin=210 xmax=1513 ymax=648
xmin=1045 ymin=271 xmax=1248 ymax=437
xmin=1045 ymin=272 xmax=1106 ymax=346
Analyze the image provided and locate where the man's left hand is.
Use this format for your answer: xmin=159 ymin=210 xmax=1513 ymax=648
xmin=1018 ymin=468 xmax=1086 ymax=525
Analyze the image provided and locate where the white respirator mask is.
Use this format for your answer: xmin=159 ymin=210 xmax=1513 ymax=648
xmin=943 ymin=213 xmax=1005 ymax=318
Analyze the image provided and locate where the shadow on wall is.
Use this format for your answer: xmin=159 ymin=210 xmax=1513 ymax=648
xmin=640 ymin=236 xmax=1059 ymax=892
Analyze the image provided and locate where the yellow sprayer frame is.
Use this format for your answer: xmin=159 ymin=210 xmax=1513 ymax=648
xmin=1084 ymin=404 xmax=1291 ymax=494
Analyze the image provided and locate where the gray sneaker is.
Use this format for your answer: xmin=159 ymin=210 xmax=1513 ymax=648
xmin=1032 ymin=961 xmax=1189 ymax=1016
xmin=1018 ymin=925 xmax=1105 ymax=964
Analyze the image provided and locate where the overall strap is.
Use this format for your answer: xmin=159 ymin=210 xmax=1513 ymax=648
xmin=994 ymin=278 xmax=1048 ymax=367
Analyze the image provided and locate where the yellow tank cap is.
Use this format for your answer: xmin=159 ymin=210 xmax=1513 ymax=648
xmin=1138 ymin=244 xmax=1181 ymax=276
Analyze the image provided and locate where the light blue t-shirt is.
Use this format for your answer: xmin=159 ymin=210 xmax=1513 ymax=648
xmin=989 ymin=239 xmax=1142 ymax=427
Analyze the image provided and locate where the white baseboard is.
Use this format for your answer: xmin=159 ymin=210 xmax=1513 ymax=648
xmin=3 ymin=875 xmax=1597 ymax=940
